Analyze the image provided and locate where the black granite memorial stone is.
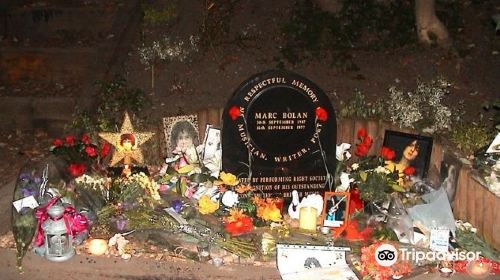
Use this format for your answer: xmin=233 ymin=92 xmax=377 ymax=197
xmin=222 ymin=70 xmax=337 ymax=198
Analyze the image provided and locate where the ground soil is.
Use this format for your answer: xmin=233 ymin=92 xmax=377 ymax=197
xmin=0 ymin=0 xmax=499 ymax=279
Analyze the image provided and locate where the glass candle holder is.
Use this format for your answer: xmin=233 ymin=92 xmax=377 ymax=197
xmin=197 ymin=241 xmax=211 ymax=262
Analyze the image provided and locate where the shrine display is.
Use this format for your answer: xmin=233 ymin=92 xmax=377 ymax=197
xmin=6 ymin=71 xmax=500 ymax=280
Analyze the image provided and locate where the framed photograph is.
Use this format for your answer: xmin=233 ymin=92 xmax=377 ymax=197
xmin=201 ymin=125 xmax=221 ymax=160
xmin=382 ymin=130 xmax=433 ymax=179
xmin=163 ymin=115 xmax=199 ymax=156
xmin=322 ymin=192 xmax=350 ymax=228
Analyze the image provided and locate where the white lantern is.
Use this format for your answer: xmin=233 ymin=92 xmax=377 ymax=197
xmin=42 ymin=205 xmax=74 ymax=261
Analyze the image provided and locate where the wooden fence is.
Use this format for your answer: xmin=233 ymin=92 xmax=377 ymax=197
xmin=195 ymin=109 xmax=500 ymax=250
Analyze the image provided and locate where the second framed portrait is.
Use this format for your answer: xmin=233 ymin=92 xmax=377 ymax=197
xmin=163 ymin=115 xmax=199 ymax=156
xmin=382 ymin=130 xmax=433 ymax=179
xmin=322 ymin=192 xmax=350 ymax=228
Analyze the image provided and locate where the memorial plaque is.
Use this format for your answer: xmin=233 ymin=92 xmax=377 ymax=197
xmin=222 ymin=70 xmax=337 ymax=198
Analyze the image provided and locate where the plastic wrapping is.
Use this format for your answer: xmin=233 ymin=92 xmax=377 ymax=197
xmin=386 ymin=193 xmax=414 ymax=244
xmin=407 ymin=187 xmax=456 ymax=236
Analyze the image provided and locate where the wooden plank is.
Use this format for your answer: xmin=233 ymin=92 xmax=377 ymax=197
xmin=465 ymin=168 xmax=476 ymax=225
xmin=492 ymin=194 xmax=500 ymax=251
xmin=453 ymin=166 xmax=469 ymax=220
xmin=207 ymin=108 xmax=222 ymax=128
xmin=366 ymin=119 xmax=381 ymax=156
xmin=338 ymin=119 xmax=354 ymax=146
xmin=481 ymin=189 xmax=495 ymax=247
xmin=473 ymin=179 xmax=484 ymax=236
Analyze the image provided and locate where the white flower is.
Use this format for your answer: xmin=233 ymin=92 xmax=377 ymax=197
xmin=375 ymin=166 xmax=390 ymax=174
xmin=336 ymin=143 xmax=352 ymax=161
xmin=351 ymin=163 xmax=360 ymax=170
xmin=463 ymin=222 xmax=472 ymax=230
xmin=221 ymin=191 xmax=239 ymax=208
xmin=336 ymin=172 xmax=353 ymax=192
xmin=471 ymin=228 xmax=478 ymax=233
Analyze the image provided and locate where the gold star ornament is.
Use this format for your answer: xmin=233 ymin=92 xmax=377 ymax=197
xmin=99 ymin=112 xmax=155 ymax=166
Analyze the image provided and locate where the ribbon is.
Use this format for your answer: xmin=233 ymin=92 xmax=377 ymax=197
xmin=34 ymin=197 xmax=60 ymax=247
xmin=34 ymin=197 xmax=89 ymax=247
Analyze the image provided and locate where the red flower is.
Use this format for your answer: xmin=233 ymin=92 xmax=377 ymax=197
xmin=315 ymin=106 xmax=328 ymax=122
xmin=67 ymin=163 xmax=86 ymax=177
xmin=81 ymin=134 xmax=90 ymax=145
xmin=362 ymin=136 xmax=373 ymax=147
xmin=228 ymin=106 xmax=241 ymax=121
xmin=380 ymin=147 xmax=396 ymax=161
xmin=65 ymin=135 xmax=76 ymax=146
xmin=403 ymin=166 xmax=416 ymax=176
xmin=355 ymin=144 xmax=370 ymax=157
xmin=100 ymin=142 xmax=110 ymax=158
xmin=224 ymin=216 xmax=253 ymax=236
xmin=357 ymin=128 xmax=368 ymax=139
xmin=52 ymin=138 xmax=63 ymax=147
xmin=85 ymin=146 xmax=97 ymax=157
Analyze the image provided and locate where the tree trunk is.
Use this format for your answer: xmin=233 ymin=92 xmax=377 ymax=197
xmin=415 ymin=0 xmax=451 ymax=48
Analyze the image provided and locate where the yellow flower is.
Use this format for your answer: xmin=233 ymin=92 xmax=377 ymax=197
xmin=215 ymin=172 xmax=239 ymax=186
xmin=224 ymin=208 xmax=246 ymax=223
xmin=198 ymin=195 xmax=219 ymax=215
xmin=257 ymin=202 xmax=282 ymax=222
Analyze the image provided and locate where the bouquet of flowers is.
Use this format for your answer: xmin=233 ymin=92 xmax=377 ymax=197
xmin=336 ymin=128 xmax=410 ymax=204
xmin=50 ymin=134 xmax=110 ymax=178
xmin=197 ymin=171 xmax=283 ymax=236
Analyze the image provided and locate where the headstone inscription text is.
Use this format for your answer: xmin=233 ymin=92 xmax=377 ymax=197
xmin=222 ymin=70 xmax=337 ymax=198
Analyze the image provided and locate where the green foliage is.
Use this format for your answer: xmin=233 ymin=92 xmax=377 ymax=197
xmin=450 ymin=121 xmax=493 ymax=156
xmin=455 ymin=228 xmax=500 ymax=262
xmin=337 ymin=89 xmax=384 ymax=119
xmin=142 ymin=3 xmax=178 ymax=26
xmin=280 ymin=0 xmax=416 ymax=65
xmin=68 ymin=77 xmax=150 ymax=132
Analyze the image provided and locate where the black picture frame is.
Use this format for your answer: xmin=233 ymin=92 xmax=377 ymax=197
xmin=382 ymin=130 xmax=433 ymax=179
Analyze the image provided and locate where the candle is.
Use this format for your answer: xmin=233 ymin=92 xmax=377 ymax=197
xmin=299 ymin=207 xmax=318 ymax=231
xmin=88 ymin=239 xmax=108 ymax=256
xmin=467 ymin=261 xmax=491 ymax=278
